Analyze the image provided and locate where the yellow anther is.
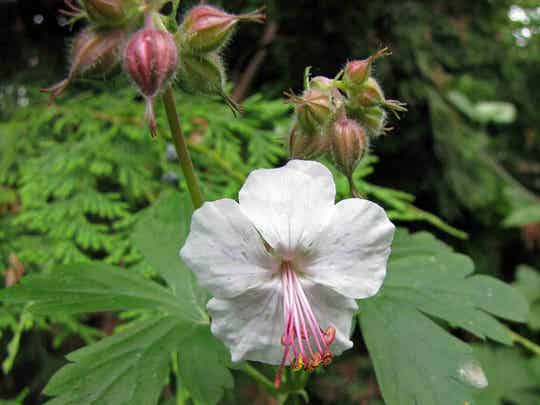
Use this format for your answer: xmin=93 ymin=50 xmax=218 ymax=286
xmin=292 ymin=355 xmax=304 ymax=372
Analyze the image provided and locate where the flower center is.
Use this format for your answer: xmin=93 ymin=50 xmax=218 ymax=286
xmin=274 ymin=261 xmax=335 ymax=388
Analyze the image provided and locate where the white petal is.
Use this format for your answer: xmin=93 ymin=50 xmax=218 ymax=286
xmin=304 ymin=198 xmax=395 ymax=299
xmin=208 ymin=278 xmax=357 ymax=365
xmin=285 ymin=159 xmax=335 ymax=183
xmin=300 ymin=278 xmax=357 ymax=356
xmin=208 ymin=279 xmax=284 ymax=364
xmin=238 ymin=160 xmax=336 ymax=256
xmin=180 ymin=199 xmax=276 ymax=299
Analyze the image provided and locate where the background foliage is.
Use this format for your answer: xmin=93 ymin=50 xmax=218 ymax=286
xmin=1 ymin=0 xmax=539 ymax=404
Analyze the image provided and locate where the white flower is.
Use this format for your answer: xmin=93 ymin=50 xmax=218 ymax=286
xmin=180 ymin=160 xmax=394 ymax=386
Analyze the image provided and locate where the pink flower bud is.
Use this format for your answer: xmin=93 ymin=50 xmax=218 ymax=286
xmin=288 ymin=125 xmax=328 ymax=160
xmin=41 ymin=27 xmax=126 ymax=102
xmin=297 ymin=90 xmax=333 ymax=131
xmin=287 ymin=89 xmax=337 ymax=134
xmin=124 ymin=27 xmax=178 ymax=137
xmin=180 ymin=5 xmax=265 ymax=52
xmin=344 ymin=59 xmax=370 ymax=86
xmin=330 ymin=118 xmax=368 ymax=179
xmin=344 ymin=47 xmax=391 ymax=88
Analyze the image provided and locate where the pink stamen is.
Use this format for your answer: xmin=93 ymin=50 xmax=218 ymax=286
xmin=274 ymin=261 xmax=334 ymax=388
xmin=293 ymin=274 xmax=327 ymax=353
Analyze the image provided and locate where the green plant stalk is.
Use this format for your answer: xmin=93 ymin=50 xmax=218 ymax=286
xmin=241 ymin=363 xmax=278 ymax=395
xmin=509 ymin=330 xmax=540 ymax=356
xmin=170 ymin=353 xmax=185 ymax=405
xmin=162 ymin=87 xmax=204 ymax=209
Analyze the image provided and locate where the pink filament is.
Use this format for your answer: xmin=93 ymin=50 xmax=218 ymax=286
xmin=274 ymin=262 xmax=333 ymax=388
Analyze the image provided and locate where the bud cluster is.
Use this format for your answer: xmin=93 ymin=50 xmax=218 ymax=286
xmin=43 ymin=1 xmax=266 ymax=137
xmin=287 ymin=48 xmax=407 ymax=188
xmin=175 ymin=5 xmax=265 ymax=113
xmin=43 ymin=0 xmax=145 ymax=103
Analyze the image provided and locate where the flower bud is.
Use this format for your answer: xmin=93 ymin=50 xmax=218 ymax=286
xmin=362 ymin=107 xmax=387 ymax=136
xmin=288 ymin=124 xmax=328 ymax=159
xmin=330 ymin=118 xmax=368 ymax=179
xmin=41 ymin=27 xmax=126 ymax=102
xmin=344 ymin=59 xmax=370 ymax=87
xmin=179 ymin=5 xmax=265 ymax=53
xmin=349 ymin=77 xmax=385 ymax=108
xmin=343 ymin=47 xmax=391 ymax=88
xmin=309 ymin=75 xmax=334 ymax=92
xmin=346 ymin=105 xmax=387 ymax=136
xmin=177 ymin=52 xmax=224 ymax=95
xmin=288 ymin=89 xmax=335 ymax=134
xmin=124 ymin=27 xmax=178 ymax=137
xmin=297 ymin=90 xmax=333 ymax=132
xmin=177 ymin=52 xmax=241 ymax=114
xmin=81 ymin=0 xmax=142 ymax=28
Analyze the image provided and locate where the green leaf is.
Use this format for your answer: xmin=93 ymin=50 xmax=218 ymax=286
xmin=385 ymin=230 xmax=527 ymax=342
xmin=359 ymin=229 xmax=528 ymax=405
xmin=360 ymin=299 xmax=476 ymax=404
xmin=504 ymin=204 xmax=540 ymax=227
xmin=472 ymin=345 xmax=539 ymax=405
xmin=177 ymin=325 xmax=234 ymax=405
xmin=44 ymin=316 xmax=190 ymax=405
xmin=0 ymin=263 xmax=181 ymax=316
xmin=512 ymin=265 xmax=540 ymax=330
xmin=133 ymin=192 xmax=208 ymax=322
xmin=30 ymin=285 xmax=232 ymax=405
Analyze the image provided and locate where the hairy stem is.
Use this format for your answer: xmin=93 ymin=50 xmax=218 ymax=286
xmin=162 ymin=87 xmax=204 ymax=209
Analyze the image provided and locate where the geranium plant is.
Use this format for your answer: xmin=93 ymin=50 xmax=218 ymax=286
xmin=1 ymin=1 xmax=537 ymax=404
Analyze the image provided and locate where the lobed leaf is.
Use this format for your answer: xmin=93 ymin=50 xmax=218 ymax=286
xmin=0 ymin=263 xmax=181 ymax=316
xmin=472 ymin=345 xmax=539 ymax=405
xmin=359 ymin=229 xmax=529 ymax=405
xmin=177 ymin=325 xmax=234 ymax=405
xmin=44 ymin=316 xmax=190 ymax=405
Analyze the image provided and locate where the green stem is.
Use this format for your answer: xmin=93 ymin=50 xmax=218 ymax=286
xmin=509 ymin=330 xmax=540 ymax=356
xmin=241 ymin=363 xmax=278 ymax=395
xmin=170 ymin=354 xmax=182 ymax=405
xmin=162 ymin=87 xmax=204 ymax=209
